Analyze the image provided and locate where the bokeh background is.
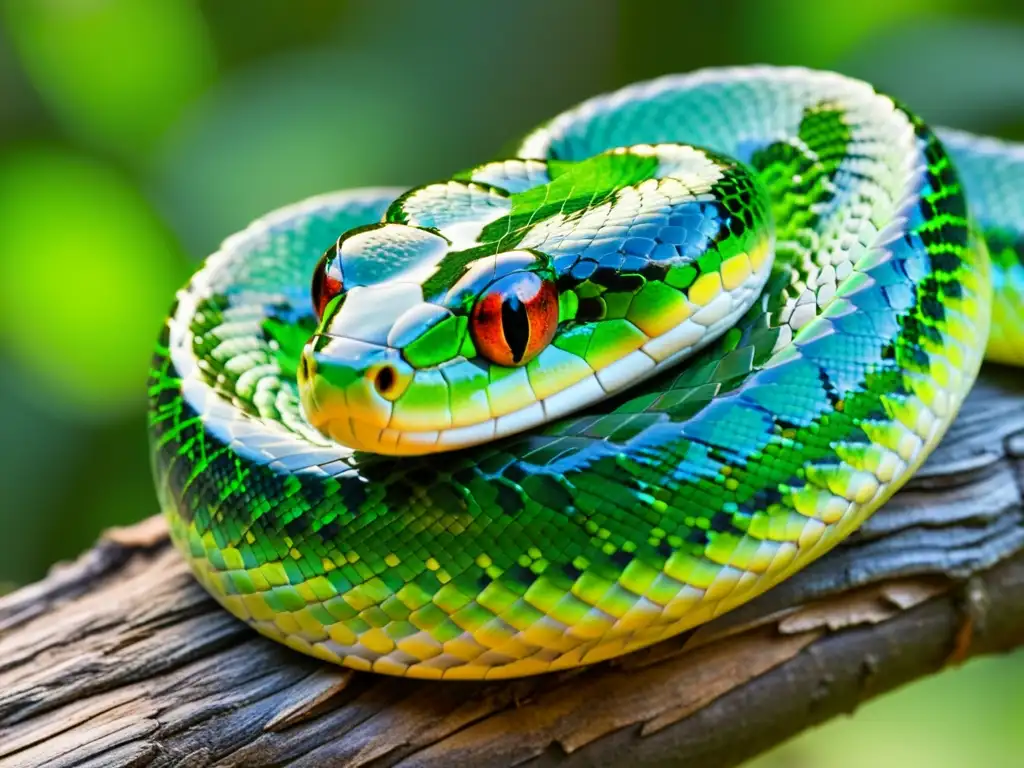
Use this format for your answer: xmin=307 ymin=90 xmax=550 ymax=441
xmin=1 ymin=1 xmax=1022 ymax=765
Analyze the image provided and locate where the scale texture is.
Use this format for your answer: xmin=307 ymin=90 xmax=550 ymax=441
xmin=149 ymin=67 xmax=1024 ymax=680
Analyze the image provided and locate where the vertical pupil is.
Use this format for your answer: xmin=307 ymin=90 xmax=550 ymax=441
xmin=501 ymin=294 xmax=530 ymax=364
xmin=469 ymin=270 xmax=557 ymax=369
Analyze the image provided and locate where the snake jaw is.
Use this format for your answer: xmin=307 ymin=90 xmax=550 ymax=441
xmin=298 ymin=335 xmax=416 ymax=453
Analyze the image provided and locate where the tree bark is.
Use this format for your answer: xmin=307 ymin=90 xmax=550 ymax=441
xmin=0 ymin=367 xmax=1022 ymax=768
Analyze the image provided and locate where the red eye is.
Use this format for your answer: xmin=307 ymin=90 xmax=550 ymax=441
xmin=469 ymin=272 xmax=558 ymax=367
xmin=312 ymin=246 xmax=344 ymax=319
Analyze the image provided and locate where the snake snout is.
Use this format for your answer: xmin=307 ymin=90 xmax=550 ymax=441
xmin=298 ymin=335 xmax=412 ymax=451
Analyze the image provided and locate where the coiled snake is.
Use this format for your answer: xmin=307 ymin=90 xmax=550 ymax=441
xmin=149 ymin=66 xmax=1024 ymax=679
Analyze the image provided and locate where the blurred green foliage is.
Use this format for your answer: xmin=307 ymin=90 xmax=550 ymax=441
xmin=2 ymin=0 xmax=214 ymax=155
xmin=0 ymin=1 xmax=1021 ymax=765
xmin=0 ymin=149 xmax=189 ymax=414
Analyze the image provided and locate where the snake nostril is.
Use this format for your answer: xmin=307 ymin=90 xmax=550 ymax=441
xmin=374 ymin=365 xmax=396 ymax=396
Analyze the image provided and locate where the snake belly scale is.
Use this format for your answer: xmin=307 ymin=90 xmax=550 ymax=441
xmin=149 ymin=67 xmax=1024 ymax=680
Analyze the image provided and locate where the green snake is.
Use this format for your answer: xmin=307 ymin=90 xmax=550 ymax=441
xmin=149 ymin=66 xmax=1024 ymax=680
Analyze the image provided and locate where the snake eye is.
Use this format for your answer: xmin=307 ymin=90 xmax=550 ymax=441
xmin=312 ymin=246 xmax=345 ymax=319
xmin=469 ymin=271 xmax=558 ymax=367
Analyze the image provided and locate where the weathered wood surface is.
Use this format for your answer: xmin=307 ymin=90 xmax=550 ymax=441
xmin=0 ymin=367 xmax=1022 ymax=768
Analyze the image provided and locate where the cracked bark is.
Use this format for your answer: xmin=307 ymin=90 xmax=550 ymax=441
xmin=0 ymin=368 xmax=1022 ymax=768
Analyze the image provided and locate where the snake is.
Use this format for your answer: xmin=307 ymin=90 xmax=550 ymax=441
xmin=148 ymin=66 xmax=1024 ymax=680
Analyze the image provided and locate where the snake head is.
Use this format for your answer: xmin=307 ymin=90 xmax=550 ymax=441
xmin=299 ymin=146 xmax=774 ymax=455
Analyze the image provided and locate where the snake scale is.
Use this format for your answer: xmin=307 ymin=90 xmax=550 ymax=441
xmin=149 ymin=67 xmax=1024 ymax=680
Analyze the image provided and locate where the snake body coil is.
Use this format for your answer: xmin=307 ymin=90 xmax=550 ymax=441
xmin=149 ymin=67 xmax=1024 ymax=679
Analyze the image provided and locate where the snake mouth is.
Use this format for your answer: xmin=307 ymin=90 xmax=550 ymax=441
xmin=298 ymin=335 xmax=528 ymax=456
xmin=299 ymin=335 xmax=416 ymax=453
xmin=299 ymin=333 xmax=553 ymax=456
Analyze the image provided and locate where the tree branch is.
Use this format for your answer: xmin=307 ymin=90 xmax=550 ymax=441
xmin=0 ymin=368 xmax=1021 ymax=768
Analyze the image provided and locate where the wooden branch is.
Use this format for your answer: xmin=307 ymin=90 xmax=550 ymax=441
xmin=0 ymin=368 xmax=1022 ymax=768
